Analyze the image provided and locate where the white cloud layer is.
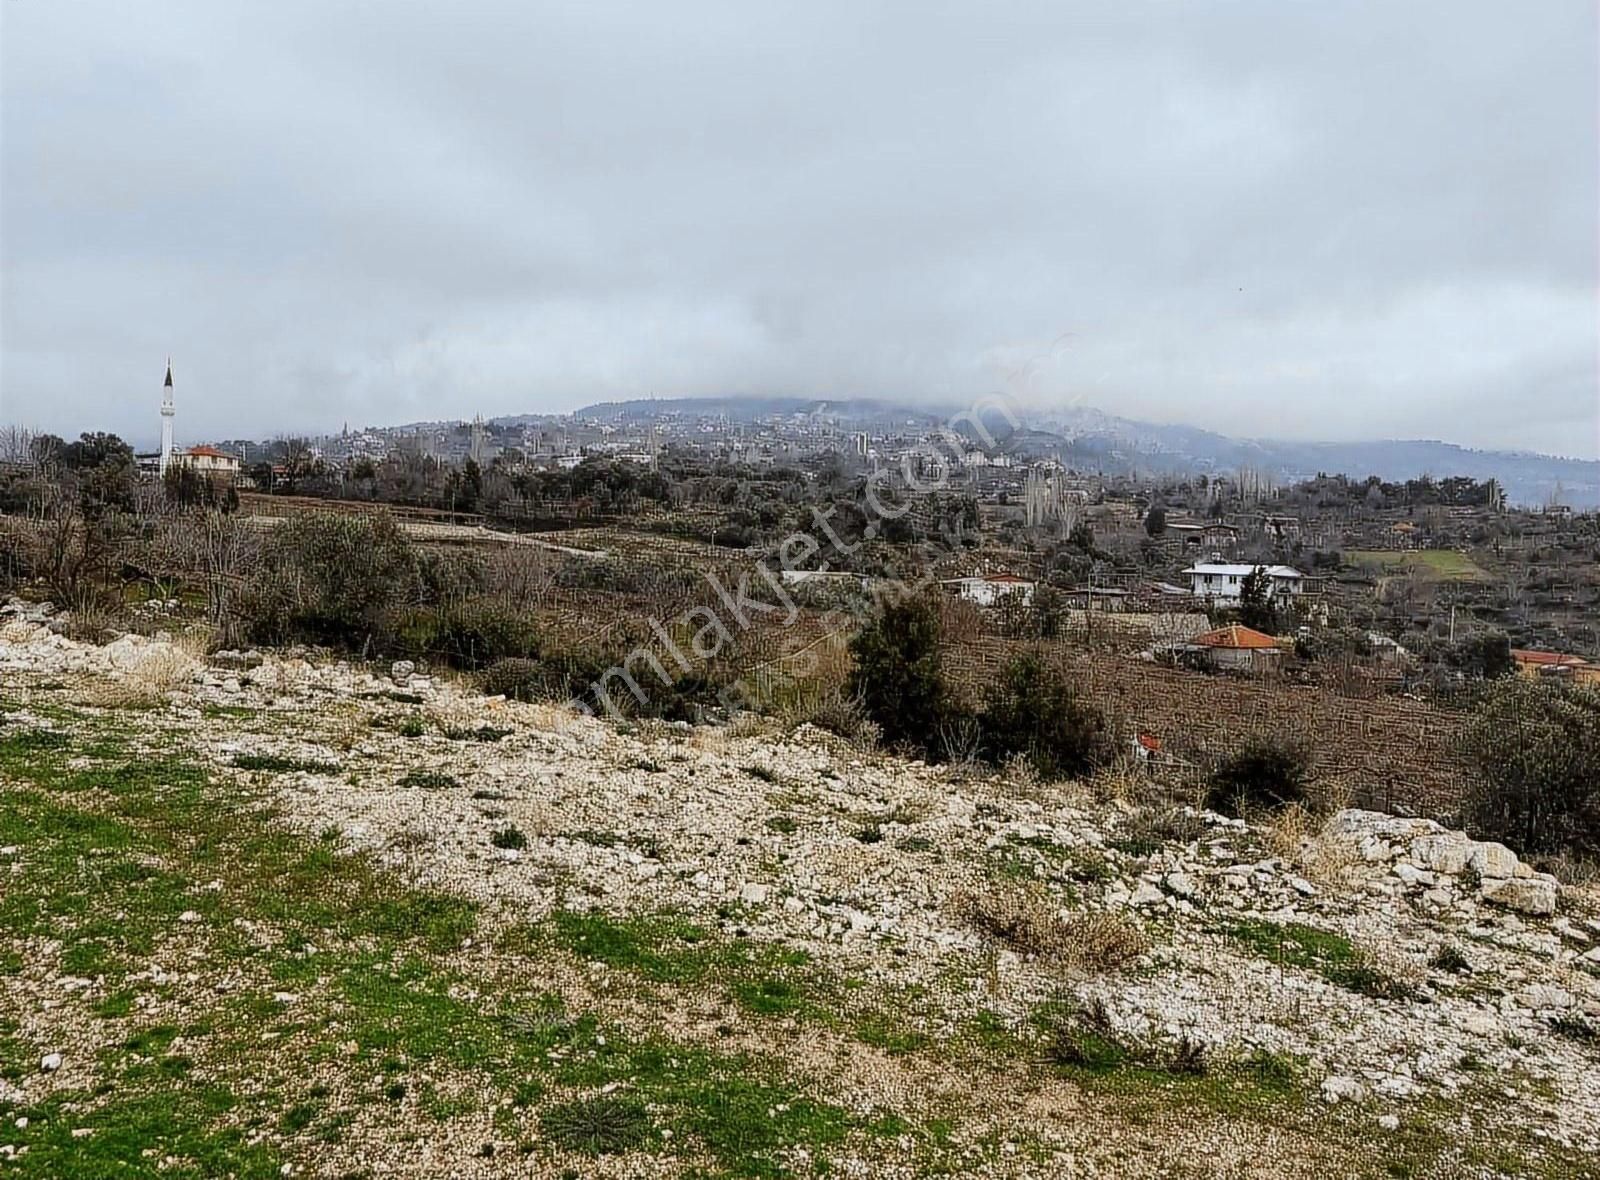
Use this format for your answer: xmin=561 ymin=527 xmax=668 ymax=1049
xmin=2 ymin=1 xmax=1596 ymax=455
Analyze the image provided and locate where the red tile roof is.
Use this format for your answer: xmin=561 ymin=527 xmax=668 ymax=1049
xmin=1193 ymin=624 xmax=1280 ymax=650
xmin=1512 ymin=649 xmax=1591 ymax=668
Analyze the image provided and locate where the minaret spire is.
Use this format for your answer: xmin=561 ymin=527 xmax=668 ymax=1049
xmin=159 ymin=358 xmax=176 ymax=476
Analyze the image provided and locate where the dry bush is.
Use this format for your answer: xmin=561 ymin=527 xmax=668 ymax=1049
xmin=388 ymin=823 xmax=438 ymax=854
xmin=1116 ymin=807 xmax=1206 ymax=854
xmin=1061 ymin=911 xmax=1149 ymax=972
xmin=1541 ymin=854 xmax=1600 ymax=891
xmin=517 ymin=699 xmax=590 ymax=736
xmin=951 ymin=888 xmax=1066 ymax=959
xmin=0 ymin=620 xmax=42 ymax=646
xmin=61 ymin=596 xmax=126 ymax=644
xmin=426 ymin=697 xmax=510 ymax=738
xmin=1308 ymin=774 xmax=1355 ymax=815
xmin=951 ymin=889 xmax=1147 ymax=972
xmin=1262 ymin=802 xmax=1316 ymax=862
xmin=939 ymin=713 xmax=986 ymax=781
xmin=1295 ymin=828 xmax=1366 ymax=891
xmin=807 ymin=690 xmax=881 ymax=751
xmin=997 ymin=750 xmax=1044 ymax=798
xmin=327 ymin=705 xmax=370 ymax=753
xmin=484 ymin=544 xmax=556 ymax=610
xmin=1087 ymin=758 xmax=1145 ymax=804
xmin=87 ymin=640 xmax=199 ymax=707
xmin=682 ymin=712 xmax=781 ymax=754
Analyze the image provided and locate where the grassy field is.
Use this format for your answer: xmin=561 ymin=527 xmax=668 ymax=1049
xmin=1344 ymin=549 xmax=1489 ymax=581
xmin=1 ymin=679 xmax=1593 ymax=1177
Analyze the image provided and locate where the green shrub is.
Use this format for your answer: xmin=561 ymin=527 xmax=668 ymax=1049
xmin=1459 ymin=679 xmax=1600 ymax=859
xmin=539 ymin=1094 xmax=653 ymax=1155
xmin=980 ymin=653 xmax=1111 ymax=779
xmin=847 ymin=595 xmax=948 ymax=754
xmin=1449 ymin=632 xmax=1515 ymax=680
xmin=1205 ymin=738 xmax=1310 ymax=817
xmin=490 ymin=826 xmax=528 ymax=850
xmin=243 ymin=513 xmax=420 ymax=652
xmin=436 ymin=598 xmax=540 ymax=668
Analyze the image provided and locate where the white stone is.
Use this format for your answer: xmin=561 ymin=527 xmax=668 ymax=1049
xmin=1467 ymin=842 xmax=1520 ymax=880
xmin=1393 ymin=862 xmax=1435 ymax=888
xmin=1130 ymin=882 xmax=1164 ymax=907
xmin=39 ymin=1053 xmax=61 ymax=1073
xmin=1163 ymin=871 xmax=1197 ymax=898
xmin=1377 ymin=1114 xmax=1400 ymax=1131
xmin=1480 ymin=875 xmax=1557 ymax=917
xmin=739 ymin=883 xmax=770 ymax=906
xmin=1410 ymin=834 xmax=1472 ymax=875
xmin=1521 ymin=984 xmax=1574 ymax=1011
xmin=1321 ymin=1075 xmax=1368 ymax=1104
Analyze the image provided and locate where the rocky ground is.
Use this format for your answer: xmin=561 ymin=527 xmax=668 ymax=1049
xmin=1 ymin=605 xmax=1598 ymax=1178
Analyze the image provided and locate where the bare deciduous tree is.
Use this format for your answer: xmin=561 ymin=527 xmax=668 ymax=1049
xmin=159 ymin=509 xmax=261 ymax=647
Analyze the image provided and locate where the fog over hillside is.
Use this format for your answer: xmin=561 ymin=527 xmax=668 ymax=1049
xmin=560 ymin=395 xmax=1600 ymax=508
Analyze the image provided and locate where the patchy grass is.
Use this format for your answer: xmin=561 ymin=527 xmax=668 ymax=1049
xmin=563 ymin=829 xmax=662 ymax=858
xmin=398 ymin=768 xmax=461 ymax=790
xmin=1345 ymin=549 xmax=1487 ymax=581
xmin=1227 ymin=919 xmax=1417 ymax=1001
xmin=230 ymin=753 xmax=341 ymax=775
xmin=0 ymin=719 xmax=927 ymax=1178
xmin=519 ymin=909 xmax=935 ymax=1054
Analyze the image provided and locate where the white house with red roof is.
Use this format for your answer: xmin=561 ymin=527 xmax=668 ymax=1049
xmin=174 ymin=444 xmax=242 ymax=477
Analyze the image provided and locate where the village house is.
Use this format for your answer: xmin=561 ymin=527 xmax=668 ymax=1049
xmin=940 ymin=573 xmax=1036 ymax=607
xmin=1185 ymin=623 xmax=1285 ymax=673
xmin=1165 ymin=520 xmax=1240 ymax=551
xmin=1511 ymin=648 xmax=1600 ymax=685
xmin=1182 ymin=562 xmax=1304 ymax=605
xmin=174 ymin=444 xmax=243 ymax=478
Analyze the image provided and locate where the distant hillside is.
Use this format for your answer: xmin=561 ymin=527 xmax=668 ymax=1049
xmin=569 ymin=395 xmax=948 ymax=426
xmin=1005 ymin=406 xmax=1600 ymax=508
xmin=564 ymin=396 xmax=1596 ymax=507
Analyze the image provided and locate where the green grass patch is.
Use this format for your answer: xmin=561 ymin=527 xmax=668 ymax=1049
xmin=1345 ymin=549 xmax=1487 ymax=581
xmin=1227 ymin=920 xmax=1417 ymax=1001
xmin=0 ymin=722 xmax=912 ymax=1177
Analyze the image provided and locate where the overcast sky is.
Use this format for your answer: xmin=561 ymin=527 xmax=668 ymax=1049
xmin=2 ymin=1 xmax=1596 ymax=456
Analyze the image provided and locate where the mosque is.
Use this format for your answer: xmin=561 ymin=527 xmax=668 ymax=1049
xmin=136 ymin=360 xmax=242 ymax=478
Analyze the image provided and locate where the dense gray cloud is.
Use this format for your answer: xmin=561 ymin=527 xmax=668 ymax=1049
xmin=2 ymin=1 xmax=1595 ymax=456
